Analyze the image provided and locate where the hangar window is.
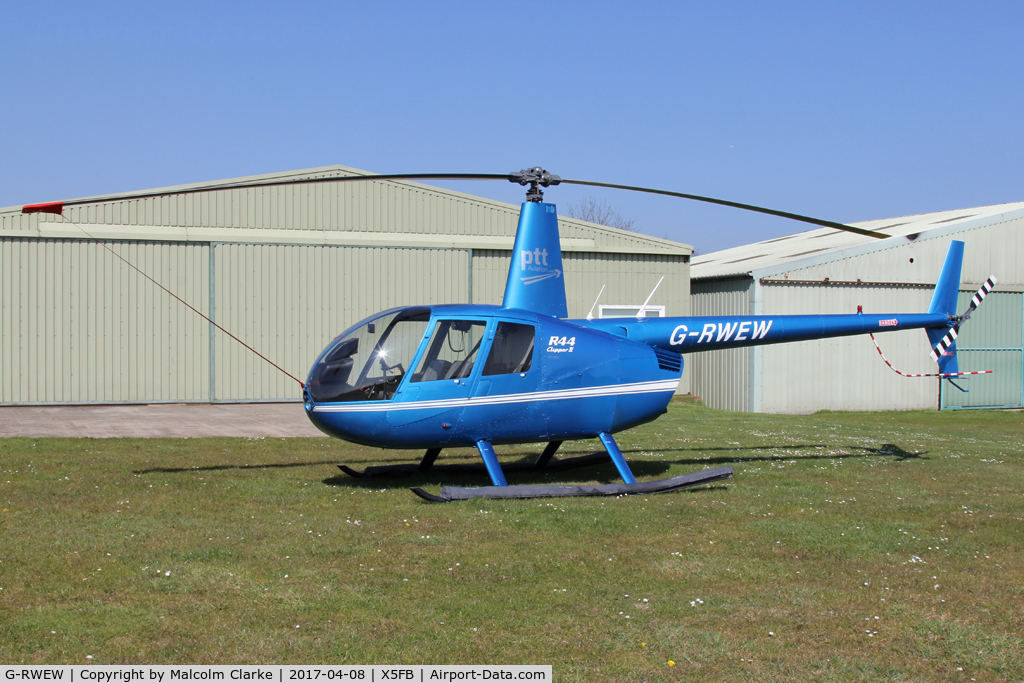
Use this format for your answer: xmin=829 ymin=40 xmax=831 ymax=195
xmin=483 ymin=322 xmax=534 ymax=375
xmin=412 ymin=320 xmax=487 ymax=382
xmin=598 ymin=305 xmax=665 ymax=319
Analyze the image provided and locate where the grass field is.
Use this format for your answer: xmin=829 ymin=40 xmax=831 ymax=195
xmin=1 ymin=398 xmax=1022 ymax=681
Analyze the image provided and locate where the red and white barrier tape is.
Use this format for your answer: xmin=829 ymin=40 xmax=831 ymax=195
xmin=870 ymin=334 xmax=992 ymax=378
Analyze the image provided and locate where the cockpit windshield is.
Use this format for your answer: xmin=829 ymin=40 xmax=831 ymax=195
xmin=307 ymin=307 xmax=430 ymax=402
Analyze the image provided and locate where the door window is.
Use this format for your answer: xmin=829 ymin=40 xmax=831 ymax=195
xmin=482 ymin=322 xmax=535 ymax=375
xmin=411 ymin=320 xmax=487 ymax=382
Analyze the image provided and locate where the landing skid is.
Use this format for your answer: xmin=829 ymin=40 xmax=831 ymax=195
xmin=410 ymin=466 xmax=733 ymax=502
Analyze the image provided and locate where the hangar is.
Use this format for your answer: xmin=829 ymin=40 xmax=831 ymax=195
xmin=689 ymin=202 xmax=1024 ymax=413
xmin=1 ymin=165 xmax=692 ymax=405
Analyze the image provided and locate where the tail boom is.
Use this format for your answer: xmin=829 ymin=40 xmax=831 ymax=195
xmin=572 ymin=240 xmax=995 ymax=390
xmin=582 ymin=312 xmax=950 ymax=354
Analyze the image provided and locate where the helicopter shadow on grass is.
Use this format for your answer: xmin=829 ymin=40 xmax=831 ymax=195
xmin=321 ymin=448 xmax=679 ymax=491
xmin=654 ymin=442 xmax=927 ymax=470
xmin=134 ymin=443 xmax=922 ymax=486
xmin=135 ymin=460 xmax=345 ymax=475
xmin=133 ymin=448 xmax=403 ymax=475
xmin=321 ymin=442 xmax=925 ymax=491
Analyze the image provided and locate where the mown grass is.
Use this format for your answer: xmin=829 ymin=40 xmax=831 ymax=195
xmin=1 ymin=399 xmax=1022 ymax=681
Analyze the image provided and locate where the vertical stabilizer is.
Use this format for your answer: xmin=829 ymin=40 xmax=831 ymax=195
xmin=502 ymin=202 xmax=568 ymax=318
xmin=928 ymin=240 xmax=964 ymax=317
xmin=926 ymin=240 xmax=964 ymax=374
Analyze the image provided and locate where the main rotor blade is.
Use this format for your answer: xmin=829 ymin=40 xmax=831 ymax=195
xmin=24 ymin=168 xmax=890 ymax=240
xmin=560 ymin=178 xmax=890 ymax=239
xmin=24 ymin=173 xmax=514 ymax=211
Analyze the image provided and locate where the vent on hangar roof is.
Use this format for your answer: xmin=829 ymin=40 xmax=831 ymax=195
xmin=931 ymin=214 xmax=978 ymax=224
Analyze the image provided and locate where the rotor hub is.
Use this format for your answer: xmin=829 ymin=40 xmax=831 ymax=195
xmin=509 ymin=167 xmax=561 ymax=202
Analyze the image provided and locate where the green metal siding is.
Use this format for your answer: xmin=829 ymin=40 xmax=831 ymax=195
xmin=471 ymin=250 xmax=689 ymax=317
xmin=2 ymin=239 xmax=685 ymax=403
xmin=942 ymin=290 xmax=1024 ymax=409
xmin=1 ymin=239 xmax=209 ymax=403
xmin=759 ymin=283 xmax=936 ymax=413
xmin=689 ymin=278 xmax=752 ymax=411
xmin=212 ymin=244 xmax=469 ymax=401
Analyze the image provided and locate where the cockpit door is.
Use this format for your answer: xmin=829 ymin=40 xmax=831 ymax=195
xmin=385 ymin=317 xmax=489 ymax=437
xmin=460 ymin=320 xmax=540 ymax=441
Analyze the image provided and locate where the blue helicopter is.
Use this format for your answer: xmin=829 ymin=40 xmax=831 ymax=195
xmin=23 ymin=168 xmax=994 ymax=502
xmin=296 ymin=169 xmax=994 ymax=502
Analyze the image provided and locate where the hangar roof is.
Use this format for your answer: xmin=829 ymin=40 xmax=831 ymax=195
xmin=692 ymin=201 xmax=1024 ymax=280
xmin=1 ymin=165 xmax=691 ymax=256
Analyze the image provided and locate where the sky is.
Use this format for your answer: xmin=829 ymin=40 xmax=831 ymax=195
xmin=2 ymin=1 xmax=1022 ymax=253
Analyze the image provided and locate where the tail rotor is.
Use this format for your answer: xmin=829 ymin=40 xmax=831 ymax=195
xmin=928 ymin=275 xmax=998 ymax=365
xmin=870 ymin=242 xmax=996 ymax=391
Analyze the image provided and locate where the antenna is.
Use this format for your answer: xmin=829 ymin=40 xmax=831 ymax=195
xmin=586 ymin=285 xmax=606 ymax=322
xmin=636 ymin=276 xmax=664 ymax=319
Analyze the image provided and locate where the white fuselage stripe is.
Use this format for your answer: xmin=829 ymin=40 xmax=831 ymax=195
xmin=311 ymin=379 xmax=680 ymax=413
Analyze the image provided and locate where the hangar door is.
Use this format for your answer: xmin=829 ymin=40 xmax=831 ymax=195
xmin=941 ymin=289 xmax=1023 ymax=409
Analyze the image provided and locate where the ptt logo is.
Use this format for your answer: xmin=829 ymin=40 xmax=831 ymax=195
xmin=879 ymin=319 xmax=898 ymax=327
xmin=519 ymin=248 xmax=562 ymax=285
xmin=520 ymin=248 xmax=549 ymax=269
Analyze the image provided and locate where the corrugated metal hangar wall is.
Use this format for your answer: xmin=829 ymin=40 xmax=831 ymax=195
xmin=1 ymin=165 xmax=692 ymax=405
xmin=690 ymin=203 xmax=1024 ymax=413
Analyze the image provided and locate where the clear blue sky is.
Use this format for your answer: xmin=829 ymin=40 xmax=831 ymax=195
xmin=3 ymin=1 xmax=1022 ymax=253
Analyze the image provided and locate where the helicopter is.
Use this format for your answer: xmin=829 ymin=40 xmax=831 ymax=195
xmin=22 ymin=168 xmax=996 ymax=502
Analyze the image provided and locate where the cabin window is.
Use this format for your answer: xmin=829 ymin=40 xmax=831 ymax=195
xmin=411 ymin=319 xmax=487 ymax=382
xmin=482 ymin=322 xmax=534 ymax=375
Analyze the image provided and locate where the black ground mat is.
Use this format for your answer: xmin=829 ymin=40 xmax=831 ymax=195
xmin=410 ymin=466 xmax=733 ymax=502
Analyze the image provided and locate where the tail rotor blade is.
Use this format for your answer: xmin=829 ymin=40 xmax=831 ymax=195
xmin=929 ymin=275 xmax=998 ymax=364
xmin=960 ymin=275 xmax=998 ymax=323
xmin=929 ymin=326 xmax=959 ymax=364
